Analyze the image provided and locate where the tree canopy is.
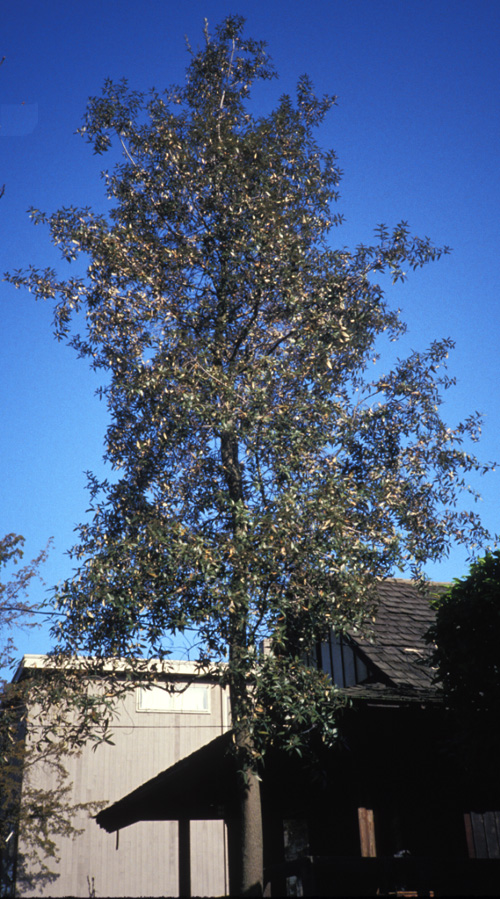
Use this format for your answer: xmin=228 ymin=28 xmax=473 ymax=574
xmin=6 ymin=16 xmax=493 ymax=894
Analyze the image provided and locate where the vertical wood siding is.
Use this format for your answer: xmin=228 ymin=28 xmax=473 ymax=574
xmin=17 ymin=676 xmax=229 ymax=897
xmin=318 ymin=633 xmax=368 ymax=687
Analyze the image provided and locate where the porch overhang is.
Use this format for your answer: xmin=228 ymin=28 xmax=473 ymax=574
xmin=96 ymin=731 xmax=234 ymax=832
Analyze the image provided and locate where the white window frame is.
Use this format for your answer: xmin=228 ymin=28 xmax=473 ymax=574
xmin=136 ymin=682 xmax=211 ymax=714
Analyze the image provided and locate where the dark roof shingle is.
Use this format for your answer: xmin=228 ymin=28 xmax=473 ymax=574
xmin=349 ymin=579 xmax=447 ymax=690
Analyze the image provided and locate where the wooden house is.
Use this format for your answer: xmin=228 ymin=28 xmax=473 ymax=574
xmin=7 ymin=581 xmax=500 ymax=896
xmin=6 ymin=658 xmax=231 ymax=897
xmin=96 ymin=581 xmax=500 ymax=897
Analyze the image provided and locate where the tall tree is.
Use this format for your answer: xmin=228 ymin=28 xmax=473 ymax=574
xmin=7 ymin=17 xmax=491 ymax=894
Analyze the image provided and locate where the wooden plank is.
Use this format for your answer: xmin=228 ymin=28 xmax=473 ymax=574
xmin=358 ymin=807 xmax=377 ymax=857
xmin=463 ymin=812 xmax=476 ymax=858
xmin=320 ymin=641 xmax=333 ymax=680
xmin=190 ymin=820 xmax=227 ymax=896
xmin=331 ymin=639 xmax=345 ymax=687
xmin=496 ymin=813 xmax=500 ymax=851
xmin=470 ymin=811 xmax=488 ymax=859
xmin=342 ymin=641 xmax=357 ymax=687
xmin=483 ymin=811 xmax=500 ymax=860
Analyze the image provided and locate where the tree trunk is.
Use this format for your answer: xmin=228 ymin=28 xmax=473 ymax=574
xmin=227 ymin=762 xmax=264 ymax=897
xmin=220 ymin=428 xmax=264 ymax=894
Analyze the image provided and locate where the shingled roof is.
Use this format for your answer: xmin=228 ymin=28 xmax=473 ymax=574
xmin=348 ymin=578 xmax=448 ymax=693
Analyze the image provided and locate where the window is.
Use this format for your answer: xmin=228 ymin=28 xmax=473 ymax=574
xmin=318 ymin=633 xmax=368 ymax=687
xmin=137 ymin=683 xmax=210 ymax=713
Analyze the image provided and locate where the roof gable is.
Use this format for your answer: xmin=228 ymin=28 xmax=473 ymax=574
xmin=347 ymin=579 xmax=447 ymax=691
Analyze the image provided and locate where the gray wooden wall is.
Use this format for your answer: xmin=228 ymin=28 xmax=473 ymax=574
xmin=17 ymin=665 xmax=230 ymax=897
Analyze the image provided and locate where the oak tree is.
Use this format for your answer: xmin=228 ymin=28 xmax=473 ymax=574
xmin=7 ymin=17 xmax=491 ymax=894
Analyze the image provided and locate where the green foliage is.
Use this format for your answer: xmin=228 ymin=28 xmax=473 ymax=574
xmin=0 ymin=534 xmax=49 ymax=677
xmin=428 ymin=552 xmax=500 ymax=717
xmin=249 ymin=656 xmax=344 ymax=758
xmin=426 ymin=553 xmax=500 ymax=775
xmin=5 ymin=16 xmax=492 ymax=760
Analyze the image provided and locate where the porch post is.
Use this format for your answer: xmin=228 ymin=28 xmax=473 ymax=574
xmin=178 ymin=818 xmax=191 ymax=897
xmin=358 ymin=807 xmax=377 ymax=857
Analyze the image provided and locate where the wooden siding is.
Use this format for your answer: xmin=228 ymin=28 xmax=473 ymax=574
xmin=467 ymin=811 xmax=500 ymax=859
xmin=17 ymin=677 xmax=229 ymax=898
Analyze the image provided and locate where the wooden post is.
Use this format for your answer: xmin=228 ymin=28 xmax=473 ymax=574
xmin=178 ymin=818 xmax=191 ymax=898
xmin=463 ymin=812 xmax=476 ymax=858
xmin=358 ymin=807 xmax=377 ymax=857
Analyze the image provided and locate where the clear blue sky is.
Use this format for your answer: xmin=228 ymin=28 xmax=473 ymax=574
xmin=1 ymin=0 xmax=499 ymax=665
